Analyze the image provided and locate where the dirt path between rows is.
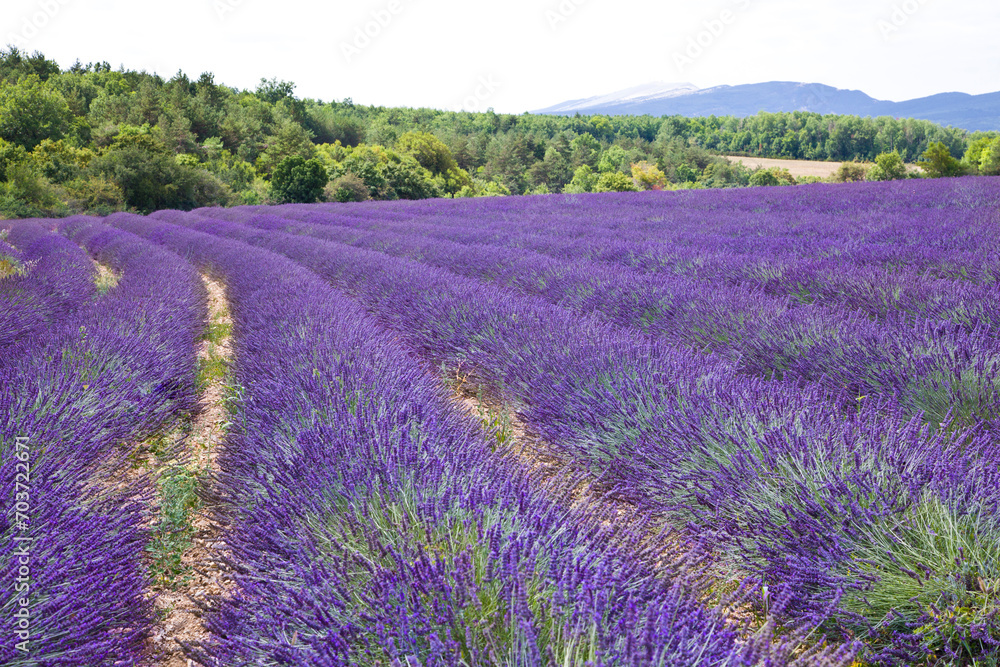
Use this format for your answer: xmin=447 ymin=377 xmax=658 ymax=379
xmin=145 ymin=274 xmax=234 ymax=667
xmin=444 ymin=366 xmax=764 ymax=633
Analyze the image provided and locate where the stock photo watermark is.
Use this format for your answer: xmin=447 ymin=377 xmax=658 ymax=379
xmin=672 ymin=0 xmax=752 ymax=74
xmin=212 ymin=0 xmax=247 ymax=21
xmin=452 ymin=75 xmax=501 ymax=112
xmin=876 ymin=0 xmax=930 ymax=39
xmin=11 ymin=436 xmax=33 ymax=654
xmin=545 ymin=0 xmax=590 ymax=31
xmin=341 ymin=0 xmax=404 ymax=63
xmin=5 ymin=0 xmax=71 ymax=45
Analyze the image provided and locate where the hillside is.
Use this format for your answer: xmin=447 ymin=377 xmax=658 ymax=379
xmin=536 ymin=82 xmax=1000 ymax=132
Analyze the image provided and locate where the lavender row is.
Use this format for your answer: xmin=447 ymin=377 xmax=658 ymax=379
xmin=105 ymin=212 xmax=811 ymax=666
xmin=231 ymin=212 xmax=1000 ymax=433
xmin=239 ymin=178 xmax=1000 ymax=322
xmin=1 ymin=221 xmax=97 ymax=353
xmin=171 ymin=209 xmax=999 ymax=661
xmin=1 ymin=217 xmax=204 ymax=665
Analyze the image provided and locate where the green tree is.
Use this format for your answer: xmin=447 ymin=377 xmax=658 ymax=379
xmin=270 ymin=155 xmax=327 ymax=203
xmin=0 ymin=138 xmax=27 ymax=181
xmin=0 ymin=75 xmax=73 ymax=150
xmin=0 ymin=47 xmax=61 ymax=83
xmin=397 ymin=131 xmax=458 ymax=174
xmin=749 ymin=168 xmax=780 ymax=187
xmin=977 ymin=137 xmax=1000 ymax=176
xmin=631 ymin=161 xmax=667 ymax=190
xmin=255 ymin=119 xmax=316 ymax=177
xmin=962 ymin=136 xmax=994 ymax=174
xmin=919 ymin=141 xmax=967 ymax=178
xmin=593 ymin=171 xmax=638 ymax=192
xmin=832 ymin=161 xmax=869 ymax=183
xmin=255 ymin=78 xmax=296 ymax=105
xmin=326 ymin=173 xmax=369 ymax=202
xmin=455 ymin=179 xmax=511 ymax=197
xmin=90 ymin=141 xmax=230 ymax=212
xmin=563 ymin=165 xmax=598 ymax=193
xmin=867 ymin=151 xmax=906 ymax=181
xmin=396 ymin=131 xmax=470 ymax=194
xmin=1 ymin=163 xmax=61 ymax=217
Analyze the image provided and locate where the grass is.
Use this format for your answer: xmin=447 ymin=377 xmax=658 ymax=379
xmin=147 ymin=461 xmax=202 ymax=586
xmin=94 ymin=262 xmax=120 ymax=295
xmin=147 ymin=286 xmax=233 ymax=587
xmin=840 ymin=494 xmax=1000 ymax=662
xmin=470 ymin=387 xmax=514 ymax=452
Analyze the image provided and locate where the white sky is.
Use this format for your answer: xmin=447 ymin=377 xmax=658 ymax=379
xmin=4 ymin=0 xmax=999 ymax=113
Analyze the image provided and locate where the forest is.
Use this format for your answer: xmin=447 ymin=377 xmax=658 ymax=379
xmin=1 ymin=47 xmax=998 ymax=218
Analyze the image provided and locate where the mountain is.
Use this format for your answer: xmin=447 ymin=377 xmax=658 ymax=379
xmin=533 ymin=82 xmax=1000 ymax=132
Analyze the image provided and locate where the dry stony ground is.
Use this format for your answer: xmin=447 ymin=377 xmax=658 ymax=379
xmin=145 ymin=275 xmax=235 ymax=667
xmin=722 ymin=155 xmax=923 ymax=179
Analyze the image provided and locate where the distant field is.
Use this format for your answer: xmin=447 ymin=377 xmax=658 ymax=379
xmin=723 ymin=155 xmax=923 ymax=179
xmin=722 ymin=155 xmax=846 ymax=178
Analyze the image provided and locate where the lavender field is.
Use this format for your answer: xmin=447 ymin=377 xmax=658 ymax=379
xmin=3 ymin=177 xmax=999 ymax=666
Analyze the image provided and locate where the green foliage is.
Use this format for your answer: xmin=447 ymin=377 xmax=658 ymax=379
xmin=396 ymin=130 xmax=472 ymax=195
xmin=90 ymin=142 xmax=231 ymax=213
xmin=30 ymin=139 xmax=94 ymax=183
xmin=0 ymin=75 xmax=73 ymax=150
xmin=329 ymin=143 xmax=441 ymax=201
xmin=961 ymin=136 xmax=994 ymax=175
xmin=977 ymin=137 xmax=1000 ymax=176
xmin=147 ymin=463 xmax=201 ymax=585
xmin=631 ymin=160 xmax=668 ymax=190
xmin=919 ymin=142 xmax=968 ymax=178
xmin=839 ymin=495 xmax=1000 ymax=663
xmin=0 ymin=48 xmax=993 ymax=218
xmin=255 ymin=119 xmax=316 ymax=177
xmin=455 ymin=178 xmax=511 ymax=197
xmin=563 ymin=164 xmax=598 ymax=193
xmin=747 ymin=167 xmax=796 ymax=187
xmin=0 ymin=47 xmax=61 ymax=83
xmin=270 ymin=155 xmax=327 ymax=204
xmin=527 ymin=146 xmax=571 ymax=192
xmin=60 ymin=175 xmax=125 ymax=215
xmin=867 ymin=151 xmax=907 ymax=181
xmin=1 ymin=163 xmax=61 ymax=212
xmin=397 ymin=130 xmax=459 ymax=174
xmin=254 ymin=77 xmax=296 ymax=105
xmin=749 ymin=168 xmax=780 ymax=187
xmin=0 ymin=138 xmax=27 ymax=181
xmin=593 ymin=171 xmax=638 ymax=192
xmin=326 ymin=173 xmax=370 ymax=202
xmin=832 ymin=160 xmax=870 ymax=183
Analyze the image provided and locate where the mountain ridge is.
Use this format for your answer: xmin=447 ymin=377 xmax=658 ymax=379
xmin=533 ymin=82 xmax=1000 ymax=132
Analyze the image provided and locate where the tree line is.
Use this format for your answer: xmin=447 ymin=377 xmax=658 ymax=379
xmin=1 ymin=47 xmax=997 ymax=218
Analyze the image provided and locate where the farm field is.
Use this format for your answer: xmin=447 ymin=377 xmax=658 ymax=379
xmin=721 ymin=155 xmax=924 ymax=179
xmin=2 ymin=177 xmax=1000 ymax=666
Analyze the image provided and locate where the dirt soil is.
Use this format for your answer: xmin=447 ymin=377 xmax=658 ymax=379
xmin=722 ymin=155 xmax=847 ymax=179
xmin=145 ymin=274 xmax=235 ymax=667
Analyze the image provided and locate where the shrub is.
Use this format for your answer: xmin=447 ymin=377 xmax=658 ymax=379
xmin=593 ymin=171 xmax=639 ymax=192
xmin=631 ymin=160 xmax=668 ymax=190
xmin=832 ymin=160 xmax=870 ymax=183
xmin=90 ymin=144 xmax=232 ymax=212
xmin=326 ymin=173 xmax=369 ymax=203
xmin=61 ymin=175 xmax=125 ymax=215
xmin=919 ymin=142 xmax=968 ymax=178
xmin=867 ymin=151 xmax=907 ymax=181
xmin=270 ymin=155 xmax=328 ymax=204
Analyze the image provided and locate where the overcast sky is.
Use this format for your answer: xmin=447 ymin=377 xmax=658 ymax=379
xmin=4 ymin=0 xmax=998 ymax=113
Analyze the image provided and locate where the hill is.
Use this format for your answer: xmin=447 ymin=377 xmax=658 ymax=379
xmin=535 ymin=82 xmax=1000 ymax=132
